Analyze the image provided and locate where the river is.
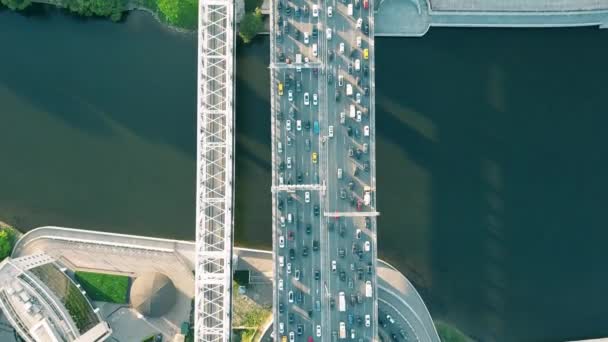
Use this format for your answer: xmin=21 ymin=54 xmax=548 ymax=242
xmin=1 ymin=7 xmax=608 ymax=341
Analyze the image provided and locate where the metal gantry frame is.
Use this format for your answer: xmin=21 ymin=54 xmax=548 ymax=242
xmin=195 ymin=0 xmax=235 ymax=340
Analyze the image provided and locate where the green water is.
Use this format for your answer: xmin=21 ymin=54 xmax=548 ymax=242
xmin=1 ymin=7 xmax=608 ymax=341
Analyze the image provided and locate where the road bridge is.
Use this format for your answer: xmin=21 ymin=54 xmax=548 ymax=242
xmin=270 ymin=0 xmax=378 ymax=339
xmin=195 ymin=0 xmax=236 ymax=340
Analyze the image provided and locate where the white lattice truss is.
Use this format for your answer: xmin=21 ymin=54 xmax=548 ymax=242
xmin=195 ymin=0 xmax=235 ymax=340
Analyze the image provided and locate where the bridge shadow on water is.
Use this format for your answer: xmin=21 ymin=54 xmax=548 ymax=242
xmin=375 ymin=28 xmax=608 ymax=342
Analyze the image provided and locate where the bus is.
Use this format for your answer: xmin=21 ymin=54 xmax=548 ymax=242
xmin=338 ymin=291 xmax=346 ymax=312
xmin=339 ymin=322 xmax=346 ymax=339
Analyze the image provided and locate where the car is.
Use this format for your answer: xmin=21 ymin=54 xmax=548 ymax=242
xmin=306 ymin=223 xmax=312 ymax=234
xmin=297 ymin=173 xmax=303 ymax=183
xmin=279 ymin=235 xmax=285 ymax=248
xmin=340 ymin=111 xmax=345 ymax=123
xmin=355 ymin=59 xmax=361 ymax=71
xmin=289 ymin=248 xmax=295 ymax=260
xmin=327 ymin=6 xmax=332 ymax=17
xmin=287 ymin=262 xmax=292 ymax=274
xmin=328 ymin=73 xmax=333 ymax=84
xmin=356 ymin=92 xmax=361 ymax=104
xmin=314 ymin=269 xmax=320 ymax=280
xmin=279 ymin=255 xmax=284 ymax=267
xmin=297 ymin=324 xmax=304 ymax=335
xmin=365 ymin=217 xmax=371 ymax=228
xmin=278 ymin=82 xmax=284 ymax=96
xmin=279 ymin=278 xmax=283 ymax=291
xmin=355 ymin=229 xmax=361 ymax=239
xmin=357 ymin=17 xmax=362 ymax=28
xmin=302 ymin=246 xmax=309 ymax=257
xmin=356 ymin=111 xmax=362 ymax=122
xmin=312 ymin=152 xmax=318 ymax=163
xmin=312 ymin=4 xmax=318 ymax=17
xmin=305 ymin=120 xmax=311 ymax=130
xmin=339 ymin=42 xmax=345 ymax=54
xmin=316 ymin=325 xmax=321 ymax=337
xmin=337 ymin=168 xmax=343 ymax=179
xmin=348 ymin=63 xmax=353 ymax=74
xmin=356 ymin=36 xmax=361 ymax=47
xmin=399 ymin=329 xmax=408 ymax=338
xmin=336 ymin=89 xmax=341 ymax=101
xmin=363 ymin=21 xmax=369 ymax=35
xmin=279 ymin=302 xmax=284 ymax=313
xmin=304 ymin=92 xmax=310 ymax=106
xmin=363 ymin=0 xmax=369 ymax=9
xmin=331 ymin=260 xmax=337 ymax=272
xmin=294 ymin=269 xmax=300 ymax=280
xmin=296 ymin=291 xmax=303 ymax=304
xmin=312 ymin=26 xmax=318 ymax=38
xmin=286 ymin=119 xmax=291 ymax=131
xmin=305 ymin=191 xmax=310 ymax=203
xmin=328 ymin=125 xmax=334 ymax=137
xmin=313 ymin=93 xmax=318 ymax=106
xmin=387 ymin=314 xmax=395 ymax=324
xmin=279 ymin=322 xmax=284 ymax=334
xmin=348 ymin=314 xmax=353 ymax=325
xmin=288 ymin=89 xmax=293 ymax=101
xmin=286 ymin=157 xmax=292 ymax=169
xmin=313 ymin=43 xmax=318 ymax=57
xmin=313 ymin=204 xmax=320 ymax=216
xmin=338 ymin=248 xmax=345 ymax=258
xmin=351 ymin=329 xmax=356 ymax=339
xmin=296 ymin=119 xmax=302 ymax=131
xmin=289 ymin=331 xmax=295 ymax=342
xmin=304 ymin=32 xmax=309 ymax=44
xmin=288 ymin=290 xmax=294 ymax=303
xmin=364 ymin=125 xmax=370 ymax=136
xmin=312 ymin=240 xmax=319 ymax=251
xmin=303 ymin=4 xmax=309 ymax=16
xmin=294 ymin=6 xmax=300 ymax=17
xmin=364 ymin=48 xmax=369 ymax=60
xmin=340 ymin=188 xmax=346 ymax=199
xmin=305 ymin=138 xmax=311 ymax=151
xmin=364 ymin=240 xmax=371 ymax=251
xmin=338 ymin=74 xmax=344 ymax=87
xmin=326 ymin=28 xmax=332 ymax=40
xmin=288 ymin=313 xmax=294 ymax=323
xmin=367 ymin=261 xmax=372 ymax=274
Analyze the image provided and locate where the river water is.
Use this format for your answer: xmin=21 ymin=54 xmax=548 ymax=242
xmin=1 ymin=7 xmax=608 ymax=341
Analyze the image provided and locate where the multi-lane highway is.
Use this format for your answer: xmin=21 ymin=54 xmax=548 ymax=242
xmin=271 ymin=0 xmax=377 ymax=339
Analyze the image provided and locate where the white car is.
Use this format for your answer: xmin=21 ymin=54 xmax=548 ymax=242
xmin=387 ymin=314 xmax=395 ymax=324
xmin=313 ymin=43 xmax=318 ymax=57
xmin=288 ymin=89 xmax=293 ymax=101
xmin=279 ymin=255 xmax=284 ymax=267
xmin=356 ymin=111 xmax=362 ymax=122
xmin=356 ymin=36 xmax=362 ymax=47
xmin=280 ymin=322 xmax=284 ymax=334
xmin=355 ymin=59 xmax=360 ymax=71
xmin=304 ymin=191 xmax=310 ymax=203
xmin=339 ymin=42 xmax=345 ymax=54
xmin=304 ymin=92 xmax=310 ymax=106
xmin=304 ymin=32 xmax=309 ymax=44
xmin=365 ymin=314 xmax=371 ymax=327
xmin=328 ymin=125 xmax=334 ymax=138
xmin=313 ymin=93 xmax=318 ymax=106
xmin=312 ymin=4 xmax=319 ymax=17
xmin=316 ymin=325 xmax=322 ymax=337
xmin=289 ymin=332 xmax=295 ymax=342
xmin=286 ymin=157 xmax=292 ymax=169
xmin=338 ymin=74 xmax=344 ymax=87
xmin=280 ymin=216 xmax=285 ymax=227
xmin=326 ymin=28 xmax=332 ymax=40
xmin=364 ymin=240 xmax=370 ymax=251
xmin=278 ymin=278 xmax=283 ymax=291
xmin=337 ymin=168 xmax=343 ymax=179
xmin=278 ymin=141 xmax=282 ymax=153
xmin=355 ymin=229 xmax=361 ymax=239
xmin=286 ymin=119 xmax=291 ymax=131
xmin=279 ymin=174 xmax=284 ymax=185
xmin=279 ymin=235 xmax=285 ymax=248
xmin=304 ymin=56 xmax=310 ymax=63
xmin=364 ymin=125 xmax=370 ymax=136
xmin=356 ymin=92 xmax=361 ymax=104
xmin=287 ymin=262 xmax=292 ymax=274
xmin=356 ymin=17 xmax=362 ymax=28
xmin=340 ymin=111 xmax=345 ymax=124
xmin=331 ymin=260 xmax=336 ymax=272
xmin=296 ymin=119 xmax=302 ymax=131
xmin=351 ymin=329 xmax=356 ymax=339
xmin=327 ymin=6 xmax=333 ymax=17
xmin=294 ymin=269 xmax=300 ymax=280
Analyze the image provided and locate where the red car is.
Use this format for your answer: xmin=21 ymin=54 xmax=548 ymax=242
xmin=288 ymin=230 xmax=294 ymax=240
xmin=308 ymin=337 xmax=314 ymax=342
xmin=363 ymin=0 xmax=369 ymax=9
xmin=357 ymin=200 xmax=362 ymax=211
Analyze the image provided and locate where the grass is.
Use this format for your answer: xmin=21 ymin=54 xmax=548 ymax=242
xmin=75 ymin=271 xmax=130 ymax=304
xmin=435 ymin=320 xmax=473 ymax=342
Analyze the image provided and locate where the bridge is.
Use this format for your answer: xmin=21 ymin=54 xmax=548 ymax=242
xmin=269 ymin=0 xmax=379 ymax=339
xmin=195 ymin=0 xmax=235 ymax=339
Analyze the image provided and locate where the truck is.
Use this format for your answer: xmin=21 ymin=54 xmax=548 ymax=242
xmin=338 ymin=291 xmax=346 ymax=312
xmin=363 ymin=186 xmax=371 ymax=206
xmin=349 ymin=105 xmax=355 ymax=118
xmin=339 ymin=322 xmax=346 ymax=339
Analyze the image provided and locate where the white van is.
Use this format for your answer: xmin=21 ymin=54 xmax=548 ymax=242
xmin=279 ymin=256 xmax=284 ymax=267
xmin=337 ymin=168 xmax=343 ymax=179
xmin=365 ymin=280 xmax=372 ymax=297
xmin=347 ymin=3 xmax=353 ymax=16
xmin=312 ymin=43 xmax=318 ymax=57
xmin=346 ymin=84 xmax=353 ymax=96
xmin=349 ymin=105 xmax=356 ymax=118
xmin=287 ymin=213 xmax=293 ymax=223
xmin=328 ymin=125 xmax=334 ymax=138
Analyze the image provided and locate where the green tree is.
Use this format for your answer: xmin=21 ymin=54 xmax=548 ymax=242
xmin=239 ymin=8 xmax=263 ymax=44
xmin=0 ymin=0 xmax=31 ymax=11
xmin=157 ymin=0 xmax=197 ymax=29
xmin=0 ymin=230 xmax=13 ymax=261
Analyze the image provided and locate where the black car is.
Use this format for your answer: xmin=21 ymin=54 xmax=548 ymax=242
xmin=304 ymin=120 xmax=311 ymax=130
xmin=328 ymin=222 xmax=334 ymax=231
xmin=288 ymin=313 xmax=294 ymax=323
xmin=340 ymin=188 xmax=346 ymax=199
xmin=348 ymin=63 xmax=353 ymax=74
xmin=296 ymin=80 xmax=302 ymax=92
xmin=278 ymin=199 xmax=284 ymax=210
xmin=367 ymin=261 xmax=372 ymax=274
xmin=287 ymin=196 xmax=293 ymax=205
xmin=364 ymin=86 xmax=369 ymax=96
xmin=363 ymin=64 xmax=369 ymax=76
xmin=296 ymin=291 xmax=303 ymax=304
xmin=297 ymin=173 xmax=303 ymax=183
xmin=313 ymin=205 xmax=320 ymax=216
xmin=297 ymin=324 xmax=304 ymax=335
xmin=294 ymin=29 xmax=300 ymax=40
xmin=302 ymin=246 xmax=309 ymax=257
xmin=357 ymin=268 xmax=364 ymax=280
xmin=364 ymin=161 xmax=370 ymax=172
xmin=315 ymin=269 xmax=320 ymax=280
xmin=279 ymin=302 xmax=284 ymax=313
xmin=340 ymin=271 xmax=346 ymax=281
xmin=363 ymin=22 xmax=369 ymax=35
xmin=289 ymin=248 xmax=295 ymax=260
xmin=329 ymin=50 xmax=335 ymax=61
xmin=294 ymin=6 xmax=300 ymax=17
xmin=289 ymin=107 xmax=297 ymax=117
xmin=338 ymin=248 xmax=345 ymax=258
xmin=285 ymin=6 xmax=291 ymax=16
xmin=312 ymin=26 xmax=318 ymax=38
xmin=313 ymin=240 xmax=319 ymax=251
xmin=354 ymin=167 xmax=361 ymax=177
xmin=335 ymin=90 xmax=340 ymax=101
xmin=279 ymin=162 xmax=285 ymax=171
xmin=330 ymin=297 xmax=335 ymax=308
xmin=339 ymin=225 xmax=345 ymax=237
xmin=328 ymin=73 xmax=333 ymax=84
xmin=306 ymin=223 xmax=312 ymax=234
xmin=365 ymin=217 xmax=371 ymax=229
xmin=278 ymin=1 xmax=282 ymax=9
xmin=347 ymin=126 xmax=353 ymax=137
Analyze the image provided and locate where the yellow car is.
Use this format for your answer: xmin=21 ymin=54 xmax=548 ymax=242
xmin=312 ymin=152 xmax=318 ymax=163
xmin=278 ymin=82 xmax=283 ymax=96
xmin=363 ymin=48 xmax=369 ymax=60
